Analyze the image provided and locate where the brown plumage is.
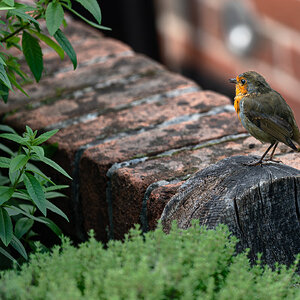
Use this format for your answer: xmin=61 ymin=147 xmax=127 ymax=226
xmin=229 ymin=71 xmax=300 ymax=165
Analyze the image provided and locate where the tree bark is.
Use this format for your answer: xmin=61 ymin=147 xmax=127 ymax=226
xmin=161 ymin=155 xmax=300 ymax=267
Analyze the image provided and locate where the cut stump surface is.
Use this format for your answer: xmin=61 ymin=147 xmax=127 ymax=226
xmin=161 ymin=155 xmax=300 ymax=267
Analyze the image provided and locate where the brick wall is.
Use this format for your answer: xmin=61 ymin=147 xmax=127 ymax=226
xmin=154 ymin=0 xmax=300 ymax=123
xmin=2 ymin=15 xmax=300 ymax=244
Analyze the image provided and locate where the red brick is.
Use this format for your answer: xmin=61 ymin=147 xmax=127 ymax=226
xmin=83 ymin=111 xmax=243 ymax=163
xmin=108 ymin=134 xmax=300 ymax=239
xmin=147 ymin=182 xmax=183 ymax=230
xmin=252 ymin=0 xmax=300 ymax=32
xmin=42 ymin=38 xmax=132 ymax=76
xmin=0 ymin=38 xmax=132 ymax=114
xmin=79 ymin=110 xmax=244 ymax=240
xmin=4 ymin=55 xmax=178 ymax=129
xmin=52 ymin=91 xmax=230 ymax=152
xmin=40 ymin=90 xmax=228 ymax=240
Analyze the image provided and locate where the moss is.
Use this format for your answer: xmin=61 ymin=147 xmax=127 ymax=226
xmin=0 ymin=223 xmax=299 ymax=299
xmin=130 ymin=153 xmax=147 ymax=160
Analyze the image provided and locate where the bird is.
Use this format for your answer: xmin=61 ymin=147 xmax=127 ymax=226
xmin=229 ymin=71 xmax=300 ymax=166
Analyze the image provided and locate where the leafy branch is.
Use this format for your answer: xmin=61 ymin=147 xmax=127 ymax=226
xmin=0 ymin=124 xmax=70 ymax=265
xmin=0 ymin=0 xmax=110 ymax=103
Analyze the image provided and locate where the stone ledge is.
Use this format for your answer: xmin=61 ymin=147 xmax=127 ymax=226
xmin=1 ymin=16 xmax=300 ymax=242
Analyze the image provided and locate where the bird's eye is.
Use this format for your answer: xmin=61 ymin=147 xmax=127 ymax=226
xmin=241 ymin=79 xmax=246 ymax=85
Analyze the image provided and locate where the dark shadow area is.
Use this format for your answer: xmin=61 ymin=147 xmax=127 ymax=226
xmin=71 ymin=0 xmax=161 ymax=62
xmin=70 ymin=1 xmax=233 ymax=102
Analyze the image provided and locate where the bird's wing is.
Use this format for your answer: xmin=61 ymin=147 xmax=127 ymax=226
xmin=243 ymin=93 xmax=297 ymax=149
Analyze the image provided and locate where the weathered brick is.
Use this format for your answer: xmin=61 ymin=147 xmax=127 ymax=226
xmin=79 ymin=109 xmax=245 ymax=240
xmin=4 ymin=12 xmax=300 ymax=245
xmin=42 ymin=90 xmax=228 ymax=241
xmin=147 ymin=182 xmax=183 ymax=230
xmin=108 ymin=134 xmax=300 ymax=239
xmin=51 ymin=91 xmax=230 ymax=152
xmin=4 ymin=55 xmax=177 ymax=129
xmin=0 ymin=37 xmax=132 ymax=114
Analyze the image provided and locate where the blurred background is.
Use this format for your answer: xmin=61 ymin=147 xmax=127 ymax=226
xmin=73 ymin=0 xmax=300 ymax=123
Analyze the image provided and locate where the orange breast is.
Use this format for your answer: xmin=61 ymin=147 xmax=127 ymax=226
xmin=236 ymin=83 xmax=248 ymax=96
xmin=234 ymin=95 xmax=243 ymax=121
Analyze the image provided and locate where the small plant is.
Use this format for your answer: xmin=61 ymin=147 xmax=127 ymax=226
xmin=0 ymin=222 xmax=299 ymax=299
xmin=0 ymin=124 xmax=71 ymax=265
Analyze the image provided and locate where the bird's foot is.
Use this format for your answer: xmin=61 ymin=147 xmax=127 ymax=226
xmin=264 ymin=157 xmax=282 ymax=163
xmin=242 ymin=158 xmax=282 ymax=166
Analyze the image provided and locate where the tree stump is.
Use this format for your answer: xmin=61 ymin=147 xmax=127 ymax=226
xmin=161 ymin=155 xmax=300 ymax=267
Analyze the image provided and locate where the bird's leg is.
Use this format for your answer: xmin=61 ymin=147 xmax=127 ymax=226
xmin=243 ymin=142 xmax=276 ymax=166
xmin=264 ymin=142 xmax=282 ymax=163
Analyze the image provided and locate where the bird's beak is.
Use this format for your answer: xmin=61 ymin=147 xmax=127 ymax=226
xmin=229 ymin=78 xmax=237 ymax=84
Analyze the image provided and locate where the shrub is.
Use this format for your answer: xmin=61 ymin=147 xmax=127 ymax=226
xmin=0 ymin=125 xmax=70 ymax=266
xmin=0 ymin=222 xmax=299 ymax=300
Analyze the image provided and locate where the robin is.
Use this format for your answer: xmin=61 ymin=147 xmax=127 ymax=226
xmin=229 ymin=71 xmax=300 ymax=165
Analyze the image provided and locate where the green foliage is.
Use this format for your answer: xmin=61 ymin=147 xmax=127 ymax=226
xmin=0 ymin=0 xmax=110 ymax=102
xmin=54 ymin=28 xmax=77 ymax=70
xmin=22 ymin=31 xmax=43 ymax=82
xmin=45 ymin=2 xmax=64 ymax=36
xmin=0 ymin=124 xmax=70 ymax=266
xmin=0 ymin=223 xmax=299 ymax=299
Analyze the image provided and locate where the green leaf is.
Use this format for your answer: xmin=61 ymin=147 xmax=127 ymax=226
xmin=0 ymin=186 xmax=14 ymax=205
xmin=10 ymin=235 xmax=27 ymax=260
xmin=9 ymin=9 xmax=39 ymax=24
xmin=74 ymin=0 xmax=101 ymax=24
xmin=13 ymin=3 xmax=35 ymax=12
xmin=9 ymin=168 xmax=22 ymax=186
xmin=45 ymin=191 xmax=66 ymax=199
xmin=2 ymin=0 xmax=14 ymax=6
xmin=0 ymin=81 xmax=9 ymax=103
xmin=5 ymin=206 xmax=48 ymax=224
xmin=10 ymin=154 xmax=29 ymax=172
xmin=22 ymin=31 xmax=43 ymax=82
xmin=12 ymin=191 xmax=30 ymax=200
xmin=44 ymin=184 xmax=68 ymax=192
xmin=25 ymin=125 xmax=34 ymax=136
xmin=0 ymin=133 xmax=27 ymax=144
xmin=54 ymin=29 xmax=77 ymax=69
xmin=24 ymin=173 xmax=47 ymax=216
xmin=8 ymin=73 xmax=28 ymax=97
xmin=0 ymin=63 xmax=12 ymax=91
xmin=0 ymin=156 xmax=11 ymax=168
xmin=25 ymin=162 xmax=54 ymax=185
xmin=0 ymin=5 xmax=15 ymax=11
xmin=15 ymin=217 xmax=34 ymax=239
xmin=46 ymin=200 xmax=69 ymax=221
xmin=41 ymin=156 xmax=72 ymax=180
xmin=33 ymin=129 xmax=58 ymax=145
xmin=31 ymin=146 xmax=44 ymax=160
xmin=0 ymin=124 xmax=16 ymax=134
xmin=0 ymin=55 xmax=6 ymax=66
xmin=0 ymin=174 xmax=10 ymax=186
xmin=18 ymin=203 xmax=34 ymax=214
xmin=39 ymin=216 xmax=62 ymax=236
xmin=29 ymin=30 xmax=64 ymax=60
xmin=46 ymin=2 xmax=64 ymax=36
xmin=0 ymin=207 xmax=13 ymax=246
xmin=62 ymin=3 xmax=111 ymax=31
xmin=0 ymin=247 xmax=18 ymax=266
xmin=0 ymin=143 xmax=14 ymax=155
